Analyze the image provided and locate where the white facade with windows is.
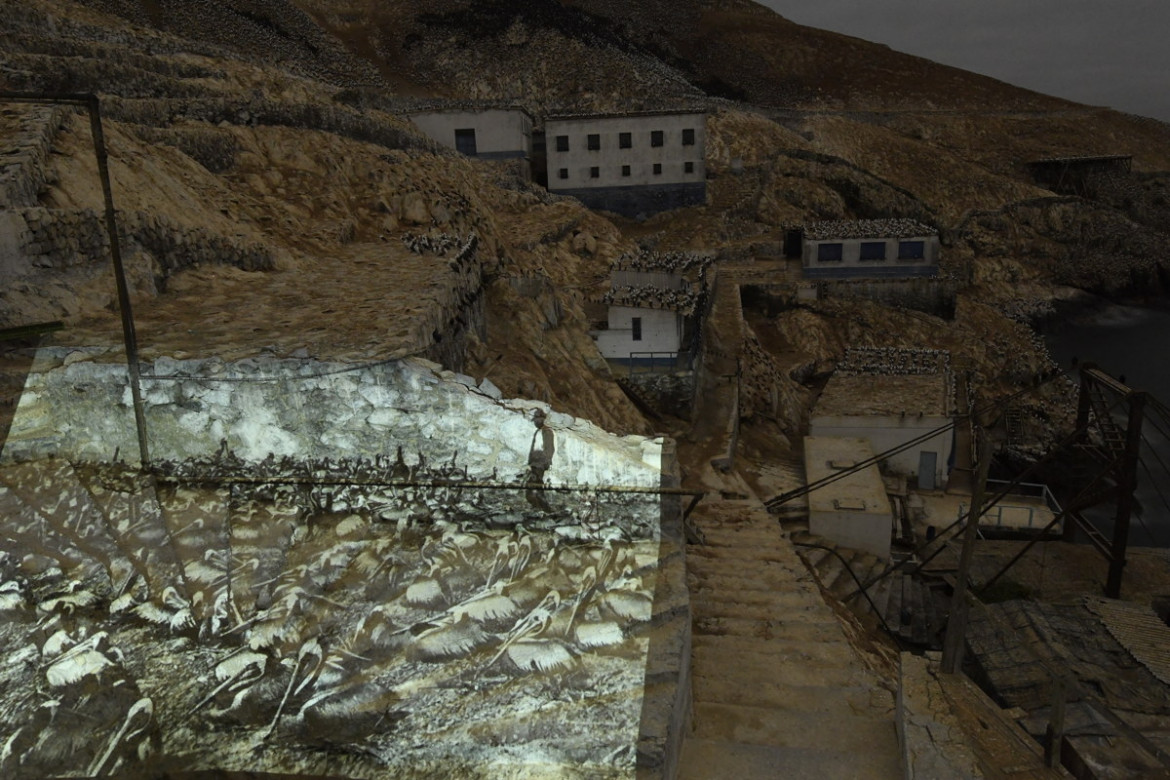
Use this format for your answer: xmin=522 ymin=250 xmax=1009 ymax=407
xmin=544 ymin=111 xmax=707 ymax=217
xmin=408 ymin=108 xmax=533 ymax=166
xmin=801 ymin=219 xmax=939 ymax=279
xmin=593 ymin=306 xmax=682 ymax=361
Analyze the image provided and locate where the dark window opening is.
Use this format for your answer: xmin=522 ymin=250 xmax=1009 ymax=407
xmin=632 ymin=317 xmax=642 ymax=341
xmin=454 ymin=128 xmax=477 ymax=156
xmin=653 ymin=163 xmax=662 ymax=175
xmin=682 ymin=128 xmax=696 ymax=146
xmin=555 ymin=135 xmax=569 ymax=152
xmin=587 ymin=133 xmax=600 ymax=151
xmin=859 ymin=241 xmax=886 ymax=261
xmin=619 ymin=132 xmax=632 ymax=149
xmin=590 ymin=166 xmax=600 ymax=179
xmin=621 ymin=165 xmax=631 ymax=177
xmin=651 ymin=130 xmax=664 ymax=147
xmin=817 ymin=243 xmax=844 ymax=262
xmin=558 ymin=168 xmax=568 ymax=180
xmin=898 ymin=240 xmax=926 ymax=260
xmin=684 ymin=161 xmax=695 ymax=174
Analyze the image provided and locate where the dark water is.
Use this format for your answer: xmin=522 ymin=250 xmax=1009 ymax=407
xmin=1045 ymin=303 xmax=1170 ymax=547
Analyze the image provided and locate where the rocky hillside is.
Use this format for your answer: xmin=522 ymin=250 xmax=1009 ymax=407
xmin=2 ymin=0 xmax=1169 ymax=450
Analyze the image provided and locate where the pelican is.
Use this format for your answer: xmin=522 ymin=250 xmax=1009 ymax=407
xmin=86 ymin=698 xmax=153 ymax=778
xmin=409 ymin=613 xmax=491 ymax=663
xmin=263 ymin=638 xmax=323 ymax=739
xmin=37 ymin=582 xmax=100 ymax=617
xmin=187 ymin=651 xmax=267 ymax=715
xmin=0 ymin=580 xmax=25 ymax=613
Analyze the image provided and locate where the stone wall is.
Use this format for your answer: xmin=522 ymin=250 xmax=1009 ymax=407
xmin=0 ymin=105 xmax=68 ymax=209
xmin=0 ymin=207 xmax=275 ymax=323
xmin=820 ymin=276 xmax=959 ymax=319
xmin=3 ymin=353 xmax=669 ymax=489
xmin=626 ymin=370 xmax=695 ymax=418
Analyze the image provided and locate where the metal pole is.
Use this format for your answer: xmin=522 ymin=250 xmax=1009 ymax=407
xmin=1045 ymin=673 xmax=1067 ymax=768
xmin=85 ymin=96 xmax=150 ymax=467
xmin=0 ymin=92 xmax=150 ymax=466
xmin=941 ymin=432 xmax=993 ymax=674
xmin=1106 ymin=391 xmax=1145 ymax=598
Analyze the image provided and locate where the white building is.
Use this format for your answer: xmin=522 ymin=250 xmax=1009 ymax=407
xmin=590 ymin=269 xmax=699 ymax=366
xmin=408 ymin=107 xmax=533 ymax=175
xmin=593 ymin=305 xmax=684 ymax=364
xmin=544 ymin=111 xmax=707 ymax=218
xmin=805 ymin=436 xmax=895 ymax=559
xmin=802 ymin=219 xmax=939 ymax=279
xmin=809 ymin=348 xmax=955 ymax=490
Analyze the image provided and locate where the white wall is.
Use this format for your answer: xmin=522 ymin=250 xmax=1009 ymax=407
xmin=593 ymin=306 xmax=681 ymax=359
xmin=809 ymin=414 xmax=953 ymax=487
xmin=803 ymin=234 xmax=940 ymax=271
xmin=809 ymin=508 xmax=894 ymax=559
xmin=409 ymin=109 xmax=532 ymax=158
xmin=545 ymin=114 xmax=706 ymax=190
xmin=2 ymin=352 xmax=669 ymax=491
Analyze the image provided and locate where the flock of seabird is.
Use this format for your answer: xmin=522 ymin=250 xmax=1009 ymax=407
xmin=0 ymin=454 xmax=659 ymax=777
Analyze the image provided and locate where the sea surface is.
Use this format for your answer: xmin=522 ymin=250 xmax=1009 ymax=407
xmin=1044 ymin=303 xmax=1170 ymax=547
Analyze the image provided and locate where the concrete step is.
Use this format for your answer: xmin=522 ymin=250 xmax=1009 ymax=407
xmin=687 ymin=545 xmax=803 ymax=567
xmin=692 ymin=673 xmax=889 ymax=711
xmin=690 ymin=583 xmax=821 ymax=608
xmin=692 ymin=701 xmax=898 ymax=753
xmin=680 ymin=737 xmax=902 ymax=779
xmin=692 ymin=615 xmax=846 ymax=643
xmin=691 ymin=648 xmax=870 ymax=689
xmin=690 ymin=634 xmax=866 ymax=668
xmin=685 ymin=554 xmax=807 ymax=581
xmin=691 ymin=598 xmax=834 ymax=623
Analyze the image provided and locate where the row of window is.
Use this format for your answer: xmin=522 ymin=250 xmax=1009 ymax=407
xmin=555 ymin=128 xmax=696 ymax=153
xmin=557 ymin=161 xmax=699 ymax=180
xmin=816 ymin=240 xmax=927 ymax=263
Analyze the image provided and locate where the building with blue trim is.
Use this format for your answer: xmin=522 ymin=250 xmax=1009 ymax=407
xmin=801 ymin=219 xmax=939 ymax=279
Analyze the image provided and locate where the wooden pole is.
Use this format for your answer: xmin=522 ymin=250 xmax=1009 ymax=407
xmin=1105 ymin=391 xmax=1145 ymax=598
xmin=941 ymin=432 xmax=993 ymax=674
xmin=1045 ymin=673 xmax=1067 ymax=768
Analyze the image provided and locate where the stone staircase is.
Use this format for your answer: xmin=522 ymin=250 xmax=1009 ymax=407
xmin=790 ymin=533 xmax=950 ymax=651
xmin=680 ymin=499 xmax=904 ymax=779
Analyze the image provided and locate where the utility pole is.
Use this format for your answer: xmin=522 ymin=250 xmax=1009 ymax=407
xmin=941 ymin=432 xmax=994 ymax=674
xmin=0 ymin=92 xmax=150 ymax=466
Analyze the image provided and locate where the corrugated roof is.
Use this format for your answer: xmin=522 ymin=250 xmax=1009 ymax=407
xmin=1086 ymin=597 xmax=1170 ymax=687
xmin=804 ymin=218 xmax=937 ymax=241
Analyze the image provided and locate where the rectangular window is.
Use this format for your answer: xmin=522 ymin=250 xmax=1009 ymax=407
xmin=454 ymin=128 xmax=477 ymax=156
xmin=587 ymin=133 xmax=600 ymax=151
xmin=684 ymin=161 xmax=695 ymax=174
xmin=682 ymin=128 xmax=696 ymax=146
xmin=653 ymin=163 xmax=662 ymax=175
xmin=651 ymin=130 xmax=664 ymax=147
xmin=898 ymin=240 xmax=926 ymax=260
xmin=621 ymin=165 xmax=631 ymax=177
xmin=619 ymin=132 xmax=632 ymax=149
xmin=555 ymin=135 xmax=569 ymax=152
xmin=859 ymin=241 xmax=886 ymax=261
xmin=632 ymin=317 xmax=642 ymax=341
xmin=558 ymin=168 xmax=568 ymax=180
xmin=817 ymin=243 xmax=844 ymax=262
xmin=590 ymin=166 xmax=600 ymax=179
